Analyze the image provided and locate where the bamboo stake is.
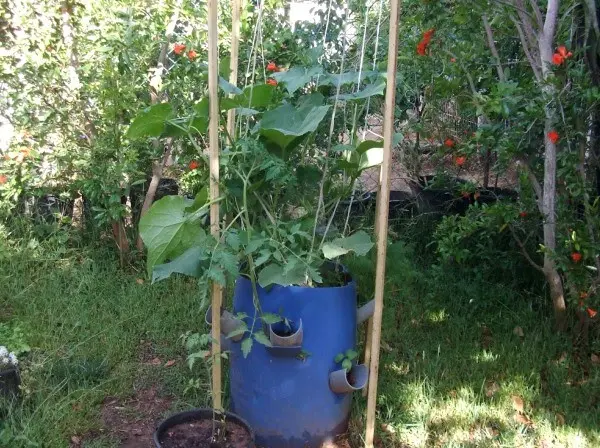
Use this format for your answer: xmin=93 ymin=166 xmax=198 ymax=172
xmin=207 ymin=0 xmax=223 ymax=411
xmin=227 ymin=0 xmax=242 ymax=138
xmin=364 ymin=0 xmax=401 ymax=446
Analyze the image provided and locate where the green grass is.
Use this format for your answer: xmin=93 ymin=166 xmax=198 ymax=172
xmin=1 ymin=227 xmax=600 ymax=447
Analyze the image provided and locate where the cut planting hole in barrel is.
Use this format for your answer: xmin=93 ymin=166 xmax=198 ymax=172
xmin=329 ymin=364 xmax=368 ymax=394
xmin=269 ymin=319 xmax=303 ymax=347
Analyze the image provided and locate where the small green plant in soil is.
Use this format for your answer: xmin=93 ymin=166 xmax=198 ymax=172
xmin=334 ymin=349 xmax=358 ymax=373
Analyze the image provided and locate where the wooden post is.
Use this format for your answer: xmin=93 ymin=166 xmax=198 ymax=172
xmin=207 ymin=0 xmax=223 ymax=411
xmin=227 ymin=0 xmax=242 ymax=138
xmin=364 ymin=0 xmax=400 ymax=446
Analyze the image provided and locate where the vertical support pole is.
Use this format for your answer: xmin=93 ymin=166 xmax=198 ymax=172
xmin=227 ymin=0 xmax=242 ymax=138
xmin=207 ymin=0 xmax=222 ymax=411
xmin=364 ymin=0 xmax=400 ymax=446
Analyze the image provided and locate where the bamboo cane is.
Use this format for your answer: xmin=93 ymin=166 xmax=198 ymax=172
xmin=364 ymin=0 xmax=401 ymax=446
xmin=207 ymin=0 xmax=222 ymax=411
xmin=227 ymin=0 xmax=242 ymax=138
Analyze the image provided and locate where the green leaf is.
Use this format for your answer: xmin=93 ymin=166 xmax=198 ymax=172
xmin=342 ymin=358 xmax=352 ymax=372
xmin=335 ymin=80 xmax=386 ymax=101
xmin=127 ymin=103 xmax=173 ymax=139
xmin=253 ymin=330 xmax=272 ymax=347
xmin=258 ymin=263 xmax=307 ymax=287
xmin=218 ymin=77 xmax=243 ymax=95
xmin=194 ymin=98 xmax=210 ymax=117
xmin=258 ymin=102 xmax=330 ymax=149
xmin=321 ymin=71 xmax=378 ymax=88
xmin=185 ymin=187 xmax=209 ymax=213
xmin=187 ymin=351 xmax=210 ymax=369
xmin=358 ymin=147 xmax=384 ymax=171
xmin=139 ymin=196 xmax=207 ymax=278
xmin=345 ymin=349 xmax=358 ymax=360
xmin=322 ymin=230 xmax=374 ymax=259
xmin=272 ymin=65 xmax=323 ymax=95
xmin=152 ymin=246 xmax=208 ymax=283
xmin=254 ymin=250 xmax=271 ymax=267
xmin=334 ymin=353 xmax=344 ymax=363
xmin=226 ymin=323 xmax=248 ymax=339
xmin=355 ymin=139 xmax=383 ymax=154
xmin=241 ymin=337 xmax=253 ymax=358
xmin=261 ymin=313 xmax=282 ymax=325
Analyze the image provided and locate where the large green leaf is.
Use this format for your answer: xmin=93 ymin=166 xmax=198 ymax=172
xmin=335 ymin=80 xmax=386 ymax=101
xmin=151 ymin=246 xmax=208 ymax=283
xmin=258 ymin=263 xmax=307 ymax=287
xmin=272 ymin=66 xmax=323 ymax=95
xmin=127 ymin=103 xmax=173 ymax=139
xmin=221 ymin=84 xmax=275 ymax=111
xmin=321 ymin=71 xmax=378 ymax=88
xmin=218 ymin=77 xmax=243 ymax=95
xmin=322 ymin=230 xmax=374 ymax=259
xmin=258 ymin=101 xmax=330 ymax=149
xmin=359 ymin=147 xmax=384 ymax=171
xmin=139 ymin=196 xmax=207 ymax=278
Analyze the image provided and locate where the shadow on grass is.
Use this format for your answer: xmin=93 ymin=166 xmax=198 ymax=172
xmin=346 ymin=242 xmax=600 ymax=447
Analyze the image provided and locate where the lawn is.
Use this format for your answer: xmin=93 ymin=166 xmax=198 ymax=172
xmin=1 ymin=230 xmax=599 ymax=447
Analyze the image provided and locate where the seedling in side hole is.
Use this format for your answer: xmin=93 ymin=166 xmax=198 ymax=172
xmin=334 ymin=348 xmax=358 ymax=372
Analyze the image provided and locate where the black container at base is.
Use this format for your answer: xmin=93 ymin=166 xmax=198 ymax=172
xmin=153 ymin=408 xmax=255 ymax=448
xmin=0 ymin=368 xmax=20 ymax=398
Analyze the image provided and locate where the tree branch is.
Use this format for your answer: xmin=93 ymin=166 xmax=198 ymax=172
xmin=528 ymin=0 xmax=544 ymax=28
xmin=509 ymin=224 xmax=545 ymax=273
xmin=544 ymin=0 xmax=561 ymax=42
xmin=511 ymin=15 xmax=542 ymax=81
xmin=482 ymin=14 xmax=506 ymax=82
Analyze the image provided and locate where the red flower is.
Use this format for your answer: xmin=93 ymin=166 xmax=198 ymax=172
xmin=461 ymin=191 xmax=470 ymax=199
xmin=266 ymin=78 xmax=277 ymax=86
xmin=266 ymin=61 xmax=278 ymax=72
xmin=422 ymin=28 xmax=435 ymax=44
xmin=187 ymin=49 xmax=198 ymax=61
xmin=444 ymin=138 xmax=455 ymax=148
xmin=571 ymin=252 xmax=582 ymax=263
xmin=548 ymin=130 xmax=560 ymax=144
xmin=552 ymin=53 xmax=564 ymax=65
xmin=455 ymin=156 xmax=466 ymax=167
xmin=416 ymin=41 xmax=427 ymax=56
xmin=173 ymin=43 xmax=186 ymax=55
xmin=557 ymin=46 xmax=573 ymax=59
xmin=519 ymin=211 xmax=528 ymax=218
xmin=0 ymin=175 xmax=7 ymax=185
xmin=450 ymin=57 xmax=456 ymax=63
xmin=587 ymin=308 xmax=597 ymax=319
xmin=189 ymin=160 xmax=200 ymax=170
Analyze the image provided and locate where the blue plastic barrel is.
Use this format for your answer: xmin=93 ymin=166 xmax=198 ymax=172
xmin=229 ymin=273 xmax=358 ymax=448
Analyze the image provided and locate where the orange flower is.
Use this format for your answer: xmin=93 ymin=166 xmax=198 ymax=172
xmin=266 ymin=61 xmax=278 ymax=72
xmin=455 ymin=156 xmax=466 ymax=167
xmin=571 ymin=252 xmax=582 ymax=263
xmin=187 ymin=49 xmax=198 ymax=61
xmin=557 ymin=46 xmax=573 ymax=59
xmin=422 ymin=28 xmax=435 ymax=44
xmin=519 ymin=211 xmax=528 ymax=218
xmin=444 ymin=138 xmax=455 ymax=148
xmin=552 ymin=53 xmax=564 ymax=65
xmin=189 ymin=160 xmax=200 ymax=170
xmin=548 ymin=130 xmax=560 ymax=144
xmin=416 ymin=41 xmax=427 ymax=56
xmin=0 ymin=175 xmax=7 ymax=185
xmin=450 ymin=57 xmax=456 ymax=63
xmin=173 ymin=43 xmax=186 ymax=55
xmin=587 ymin=308 xmax=597 ymax=319
xmin=266 ymin=78 xmax=277 ymax=86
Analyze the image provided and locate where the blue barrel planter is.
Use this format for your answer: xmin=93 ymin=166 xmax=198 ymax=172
xmin=229 ymin=270 xmax=361 ymax=448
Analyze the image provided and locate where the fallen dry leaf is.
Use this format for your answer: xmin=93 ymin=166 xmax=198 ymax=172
xmin=164 ymin=360 xmax=176 ymax=368
xmin=513 ymin=326 xmax=524 ymax=338
xmin=136 ymin=278 xmax=144 ymax=284
xmin=149 ymin=357 xmax=161 ymax=366
xmin=511 ymin=395 xmax=525 ymax=413
xmin=70 ymin=436 xmax=81 ymax=445
xmin=514 ymin=413 xmax=533 ymax=426
xmin=381 ymin=423 xmax=396 ymax=434
xmin=485 ymin=381 xmax=500 ymax=398
xmin=591 ymin=354 xmax=600 ymax=365
xmin=556 ymin=351 xmax=568 ymax=364
xmin=556 ymin=413 xmax=565 ymax=426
